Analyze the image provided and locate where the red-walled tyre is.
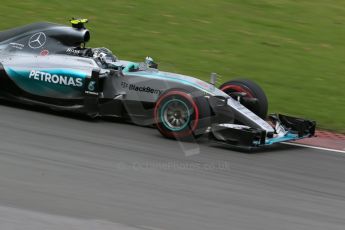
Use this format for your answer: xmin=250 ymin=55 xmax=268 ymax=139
xmin=220 ymin=79 xmax=268 ymax=119
xmin=154 ymin=90 xmax=210 ymax=140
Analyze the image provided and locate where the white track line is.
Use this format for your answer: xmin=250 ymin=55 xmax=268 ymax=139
xmin=282 ymin=142 xmax=345 ymax=154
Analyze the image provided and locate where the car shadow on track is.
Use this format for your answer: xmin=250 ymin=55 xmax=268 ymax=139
xmin=0 ymin=99 xmax=129 ymax=124
xmin=0 ymin=99 xmax=306 ymax=155
xmin=210 ymin=141 xmax=304 ymax=154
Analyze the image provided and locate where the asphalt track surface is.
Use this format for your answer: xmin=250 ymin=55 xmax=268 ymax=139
xmin=0 ymin=103 xmax=345 ymax=230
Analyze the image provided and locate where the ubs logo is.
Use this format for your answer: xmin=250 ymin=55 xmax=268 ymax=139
xmin=28 ymin=32 xmax=47 ymax=49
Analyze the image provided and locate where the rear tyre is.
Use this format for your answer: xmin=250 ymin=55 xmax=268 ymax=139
xmin=220 ymin=79 xmax=268 ymax=119
xmin=154 ymin=90 xmax=210 ymax=140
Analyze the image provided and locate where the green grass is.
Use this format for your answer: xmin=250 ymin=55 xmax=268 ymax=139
xmin=1 ymin=0 xmax=344 ymax=132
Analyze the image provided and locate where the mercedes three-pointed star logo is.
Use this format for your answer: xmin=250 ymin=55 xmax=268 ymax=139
xmin=28 ymin=32 xmax=47 ymax=49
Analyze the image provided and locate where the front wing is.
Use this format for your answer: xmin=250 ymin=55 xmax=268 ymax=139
xmin=210 ymin=114 xmax=316 ymax=151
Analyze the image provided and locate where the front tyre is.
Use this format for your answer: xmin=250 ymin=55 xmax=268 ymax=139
xmin=220 ymin=79 xmax=268 ymax=119
xmin=154 ymin=90 xmax=209 ymax=140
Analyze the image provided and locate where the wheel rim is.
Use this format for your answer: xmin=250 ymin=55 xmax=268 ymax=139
xmin=161 ymin=99 xmax=191 ymax=131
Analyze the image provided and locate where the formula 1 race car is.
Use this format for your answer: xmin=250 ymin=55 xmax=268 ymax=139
xmin=0 ymin=19 xmax=316 ymax=150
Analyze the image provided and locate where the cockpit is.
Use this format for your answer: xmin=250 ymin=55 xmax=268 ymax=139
xmin=91 ymin=47 xmax=158 ymax=72
xmin=92 ymin=47 xmax=118 ymax=68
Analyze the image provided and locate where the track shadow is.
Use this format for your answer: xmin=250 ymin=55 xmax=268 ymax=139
xmin=0 ymin=99 xmax=157 ymax=131
xmin=0 ymin=99 xmax=93 ymax=121
xmin=210 ymin=141 xmax=305 ymax=154
xmin=0 ymin=99 xmax=306 ymax=154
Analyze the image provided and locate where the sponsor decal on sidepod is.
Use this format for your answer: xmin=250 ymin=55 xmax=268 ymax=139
xmin=29 ymin=70 xmax=83 ymax=87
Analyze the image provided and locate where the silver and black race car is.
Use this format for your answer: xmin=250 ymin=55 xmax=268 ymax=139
xmin=0 ymin=19 xmax=315 ymax=150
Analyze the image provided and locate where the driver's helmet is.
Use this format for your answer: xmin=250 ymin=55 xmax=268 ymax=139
xmin=92 ymin=47 xmax=117 ymax=66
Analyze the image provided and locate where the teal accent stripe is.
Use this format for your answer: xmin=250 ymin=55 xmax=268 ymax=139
xmin=5 ymin=68 xmax=88 ymax=97
xmin=5 ymin=68 xmax=88 ymax=79
xmin=265 ymin=133 xmax=300 ymax=145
